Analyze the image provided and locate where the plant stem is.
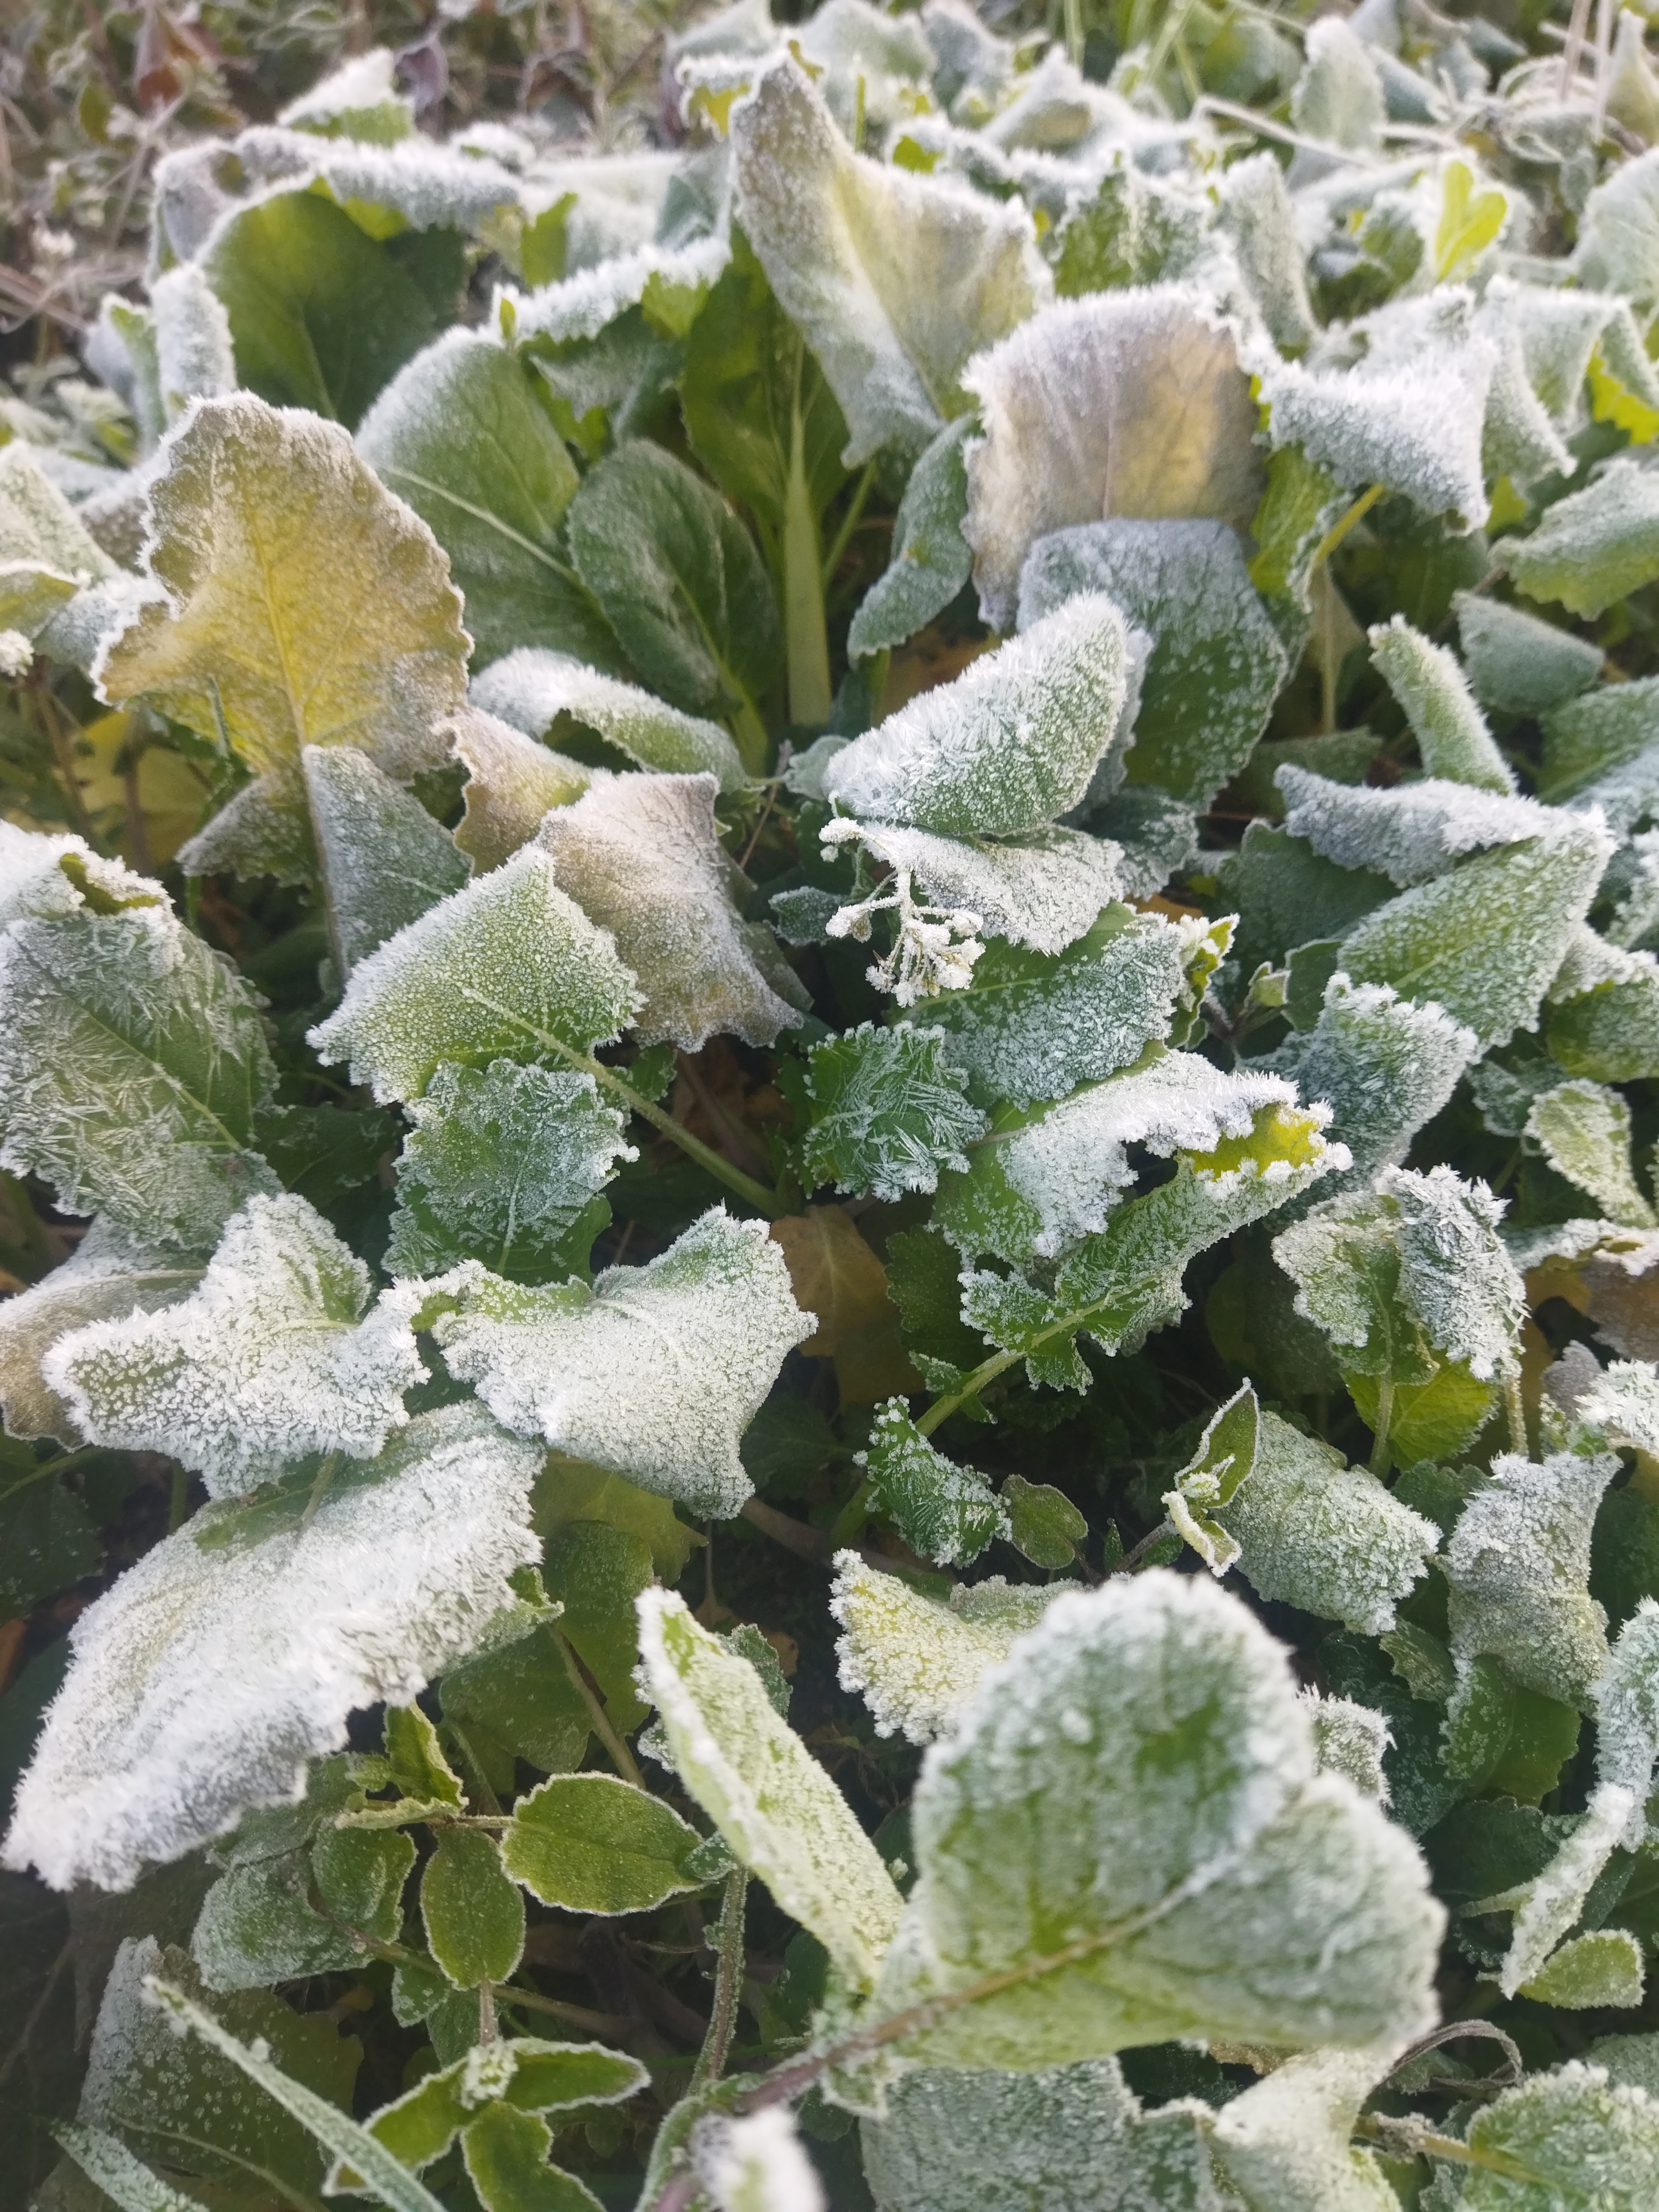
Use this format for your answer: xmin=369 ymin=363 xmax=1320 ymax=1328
xmin=690 ymin=1868 xmax=748 ymax=2093
xmin=784 ymin=381 xmax=832 ymax=728
xmin=299 ymin=1452 xmax=340 ymax=1532
xmin=478 ymin=1983 xmax=498 ymax=2046
xmin=168 ymin=1461 xmax=191 ymax=1533
xmin=459 ymin=992 xmax=784 ymax=1218
xmin=822 ymin=459 xmax=877 ymax=587
xmin=1504 ymin=1369 xmax=1528 ymax=1459
xmin=1063 ymin=0 xmax=1084 ymax=67
xmin=1117 ymin=1519 xmax=1176 ymax=1574
xmin=1312 ymin=482 xmax=1385 ymax=570
xmin=1368 ymin=1379 xmax=1394 ymax=1478
xmin=552 ymin=1625 xmax=646 ymax=1790
xmin=916 ymin=1348 xmax=1024 ymax=1435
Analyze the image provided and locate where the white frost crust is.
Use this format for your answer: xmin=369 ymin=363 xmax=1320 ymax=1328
xmin=1275 ymin=765 xmax=1550 ymax=888
xmin=1580 ymin=1360 xmax=1659 ymax=1457
xmin=1597 ymin=1599 xmax=1659 ymax=1847
xmin=0 ymin=819 xmax=159 ymax=927
xmin=1300 ymin=1691 xmax=1391 ymax=1803
xmin=469 ymin=648 xmax=745 ymax=790
xmin=1210 ymin=2043 xmax=1405 ymax=2212
xmin=228 ymin=124 xmax=524 ymax=234
xmin=2 ymin=1404 xmax=542 ymax=1891
xmin=1291 ymin=974 xmax=1478 ymax=1186
xmin=995 ymin=1055 xmax=1301 ymax=1258
xmin=427 ymin=1207 xmax=813 ymax=1519
xmin=1383 ymin=1164 xmax=1526 ymax=1382
xmin=1496 ymin=1783 xmax=1638 ymax=1997
xmin=500 ymin=236 xmax=732 ymax=346
xmin=830 ymin=1555 xmax=1060 ymax=1745
xmin=823 ymin=594 xmax=1129 ymax=839
xmin=824 ymin=818 xmax=1125 ymax=963
xmin=44 ymin=1194 xmax=425 ymax=1498
xmin=962 ymin=284 xmax=1263 ymax=632
xmin=701 ymin=2107 xmax=826 ymax=2212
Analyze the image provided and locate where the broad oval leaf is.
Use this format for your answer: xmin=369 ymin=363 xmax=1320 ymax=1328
xmin=502 ymin=1772 xmax=705 ymax=1914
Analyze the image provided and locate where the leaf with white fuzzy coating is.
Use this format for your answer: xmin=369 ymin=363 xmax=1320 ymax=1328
xmin=1580 ymin=1362 xmax=1659 ymax=1459
xmin=302 ymin=745 xmax=469 ymax=975
xmin=1275 ymin=767 xmax=1550 ymax=891
xmin=45 ymin=1194 xmax=424 ymax=1497
xmin=1302 ymin=1693 xmax=1391 ymax=1803
xmin=424 ymin=1208 xmax=812 ymax=1519
xmin=2 ymin=1404 xmax=543 ymax=1890
xmin=309 ymin=843 xmax=639 ymax=1105
xmin=1456 ymin=591 xmax=1603 ymax=717
xmin=962 ymin=286 xmax=1264 ymax=633
xmin=831 ymin=1555 xmax=1059 ymax=1746
xmin=1209 ymin=2044 xmax=1403 ymax=2212
xmin=1279 ymin=974 xmax=1478 ymax=1188
xmin=1215 ymin=1412 xmax=1437 ymax=1635
xmin=1449 ymin=2060 xmax=1659 ymax=2207
xmin=866 ymin=1572 xmax=1444 ymax=2070
xmin=469 ymin=648 xmax=746 ymax=791
xmin=731 ymin=55 xmax=1045 ymax=466
xmin=1545 ymin=926 xmax=1659 ymax=1085
xmin=823 ymin=595 xmax=1128 ymax=838
xmin=797 ymin=1024 xmax=986 ymax=1202
xmin=1367 ymin=617 xmax=1514 ymax=794
xmin=1164 ymin=1382 xmax=1258 ymax=1576
xmin=1594 ymin=1598 xmax=1659 ymax=1846
xmin=635 ymin=1589 xmax=905 ymax=1990
xmin=858 ymin=1400 xmax=1009 ymax=1567
xmin=1527 ymin=1081 xmax=1657 ymax=1229
xmin=538 ymin=773 xmax=802 ymax=1050
xmin=860 ymin=2056 xmax=1220 ymax=2212
xmin=1481 ymin=1783 xmax=1639 ymax=1999
xmin=1444 ymin=1451 xmax=1620 ymax=1714
xmin=448 ymin=706 xmax=594 ymax=874
xmin=848 ymin=416 xmax=975 ymax=661
xmin=1500 ymin=459 xmax=1659 ymax=618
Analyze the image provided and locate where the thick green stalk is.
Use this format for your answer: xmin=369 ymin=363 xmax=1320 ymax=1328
xmin=783 ymin=378 xmax=832 ymax=729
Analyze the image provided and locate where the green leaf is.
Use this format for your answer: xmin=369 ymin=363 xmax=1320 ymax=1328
xmin=0 ymin=1462 xmax=99 ymax=1615
xmin=1455 ymin=591 xmax=1601 ymax=717
xmin=442 ymin=1627 xmax=591 ymax=1778
xmin=422 ymin=1827 xmax=525 ymax=1988
xmin=450 ymin=707 xmax=597 ymax=874
xmin=566 ymin=439 xmax=780 ymax=753
xmin=884 ymin=1225 xmax=984 ymax=1376
xmin=848 ymin=416 xmax=974 ymax=661
xmin=831 ymin=1553 xmax=1058 ymax=1745
xmin=426 ymin=1209 xmax=812 ymax=1519
xmin=0 ymin=901 xmax=279 ymax=1254
xmin=1000 ymin=1474 xmax=1086 ymax=1570
xmin=303 ymin=744 xmax=469 ymax=975
xmin=1285 ymin=973 xmax=1477 ymax=1188
xmin=54 ymin=2123 xmax=207 ymax=2212
xmin=797 ymin=1024 xmax=986 ymax=1202
xmin=4 ymin=1405 xmax=542 ymax=1890
xmin=867 ymin=1572 xmax=1443 ymax=2069
xmin=1337 ymin=818 xmax=1611 ymax=1051
xmin=501 ymin=1772 xmax=704 ymax=1914
xmin=191 ymin=1827 xmax=414 ymax=1991
xmin=203 ymin=190 xmax=440 ymax=427
xmin=1526 ymin=1080 xmax=1657 ymax=1229
xmin=1451 ymin=2060 xmax=1659 ymax=2208
xmin=462 ymin=2101 xmax=604 ymax=2212
xmin=1215 ymin=1411 xmax=1437 ymax=1634
xmin=535 ymin=1454 xmax=703 ymax=1582
xmin=1501 ymin=459 xmax=1659 ymax=617
xmin=46 ymin=1193 xmax=425 ymax=1496
xmin=910 ymin=904 xmax=1190 ymax=1113
xmin=538 ymin=773 xmax=804 ymax=1050
xmin=1225 ymin=821 xmax=1392 ymax=977
xmin=824 ymin=594 xmax=1129 ymax=837
xmin=731 ymin=55 xmax=1042 ymax=465
xmin=963 ymin=287 xmax=1264 ymax=633
xmin=1347 ymin=1360 xmax=1497 ymax=1470
xmin=1368 ymin=614 xmax=1514 ymax=793
xmin=357 ymin=330 xmax=614 ymax=669
xmin=469 ymin=650 xmax=746 ymax=792
xmin=1545 ymin=930 xmax=1659 ymax=1083
xmin=542 ymin=1519 xmax=654 ymax=1727
xmin=386 ymin=1061 xmax=632 ymax=1284
xmin=385 ymin=1704 xmax=466 ymax=1810
xmin=1018 ymin=518 xmax=1288 ymax=808
xmin=1165 ymin=1381 xmax=1258 ymax=1575
xmin=98 ymin=394 xmax=468 ymax=841
xmin=1291 ymin=14 xmax=1384 ymax=147
xmin=309 ymin=843 xmax=639 ymax=1106
xmin=1209 ymin=2043 xmax=1401 ymax=2212
xmin=859 ymin=1399 xmax=1010 ymax=1568
xmin=636 ymin=1589 xmax=905 ymax=1989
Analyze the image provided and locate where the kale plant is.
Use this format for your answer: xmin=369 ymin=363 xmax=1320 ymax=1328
xmin=6 ymin=6 xmax=1659 ymax=2209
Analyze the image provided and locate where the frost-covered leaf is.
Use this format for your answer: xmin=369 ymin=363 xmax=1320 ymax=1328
xmin=936 ymin=1053 xmax=1301 ymax=1265
xmin=731 ymin=56 xmax=1044 ymax=465
xmin=501 ymin=1772 xmax=704 ymax=1914
xmin=55 ymin=2123 xmax=213 ymax=2212
xmin=0 ymin=442 xmax=117 ymax=640
xmin=1520 ymin=1929 xmax=1645 ymax=2010
xmin=1302 ymin=1693 xmax=1391 ymax=1803
xmin=796 ymin=1024 xmax=985 ymax=1202
xmin=1336 ymin=815 xmax=1612 ymax=1051
xmin=538 ymin=773 xmax=801 ymax=1050
xmin=97 ymin=396 xmax=468 ymax=815
xmin=635 ymin=1589 xmax=905 ymax=1989
xmin=867 ymin=1572 xmax=1443 ymax=2068
xmin=385 ymin=1060 xmax=632 ymax=1282
xmin=962 ymin=286 xmax=1263 ymax=632
xmin=1527 ymin=1081 xmax=1657 ymax=1229
xmin=45 ymin=1193 xmax=424 ymax=1496
xmin=848 ymin=416 xmax=975 ymax=661
xmin=1211 ymin=2044 xmax=1401 ymax=2212
xmin=1280 ymin=974 xmax=1478 ymax=1188
xmin=857 ymin=1400 xmax=1009 ymax=1567
xmin=1501 ymin=460 xmax=1659 ymax=618
xmin=1368 ymin=616 xmax=1514 ymax=794
xmin=1485 ymin=1783 xmax=1637 ymax=1998
xmin=448 ymin=706 xmax=595 ymax=874
xmin=356 ymin=328 xmax=607 ymax=670
xmin=1594 ymin=1599 xmax=1659 ymax=1847
xmin=1292 ymin=15 xmax=1385 ymax=148
xmin=1449 ymin=2060 xmax=1659 ymax=2208
xmin=302 ymin=745 xmax=469 ymax=974
xmin=1581 ymin=144 xmax=1659 ymax=309
xmin=1455 ymin=593 xmax=1602 ymax=718
xmin=1580 ymin=1363 xmax=1659 ymax=1459
xmin=2 ymin=1404 xmax=542 ymax=1889
xmin=823 ymin=594 xmax=1128 ymax=838
xmin=860 ymin=2056 xmax=1220 ymax=2212
xmin=704 ymin=2108 xmax=825 ymax=2212
xmin=1444 ymin=1449 xmax=1619 ymax=1714
xmin=1215 ymin=1411 xmax=1436 ymax=1635
xmin=469 ymin=648 xmax=747 ymax=791
xmin=192 ymin=1829 xmax=414 ymax=1992
xmin=309 ymin=843 xmax=639 ymax=1105
xmin=426 ymin=1208 xmax=812 ymax=1519
xmin=1001 ymin=1474 xmax=1086 ymax=1570
xmin=1275 ymin=766 xmax=1550 ymax=890
xmin=0 ymin=1222 xmax=202 ymax=1445
xmin=1538 ymin=676 xmax=1659 ymax=825
xmin=0 ymin=899 xmax=279 ymax=1254
xmin=566 ymin=440 xmax=780 ymax=749
xmin=909 ymin=902 xmax=1190 ymax=1111
xmin=422 ymin=1827 xmax=525 ymax=1989
xmin=1016 ymin=519 xmax=1288 ymax=809
xmin=1254 ymin=291 xmax=1498 ymax=527
xmin=1545 ymin=927 xmax=1659 ymax=1084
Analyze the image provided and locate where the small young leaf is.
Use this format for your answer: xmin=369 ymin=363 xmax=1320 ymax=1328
xmin=1367 ymin=615 xmax=1514 ymax=793
xmin=1000 ymin=1474 xmax=1086 ymax=1570
xmin=1454 ymin=2059 xmax=1659 ymax=2208
xmin=1500 ymin=459 xmax=1659 ymax=617
xmin=422 ymin=1827 xmax=525 ymax=1988
xmin=635 ymin=1589 xmax=905 ymax=1989
xmin=1165 ymin=1381 xmax=1259 ymax=1576
xmin=797 ymin=1024 xmax=986 ymax=1202
xmin=1520 ymin=1928 xmax=1646 ymax=2010
xmin=462 ymin=2101 xmax=604 ymax=2212
xmin=858 ymin=1399 xmax=1010 ymax=1568
xmin=831 ymin=1554 xmax=1057 ymax=1745
xmin=502 ymin=1772 xmax=704 ymax=1914
xmin=384 ymin=1704 xmax=465 ymax=1809
xmin=848 ymin=416 xmax=975 ymax=661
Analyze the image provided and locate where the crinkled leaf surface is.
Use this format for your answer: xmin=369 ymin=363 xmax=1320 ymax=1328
xmin=447 ymin=705 xmax=596 ymax=873
xmin=302 ymin=744 xmax=469 ymax=974
xmin=470 ymin=648 xmax=745 ymax=791
xmin=798 ymin=1024 xmax=985 ymax=1202
xmin=1527 ymin=1080 xmax=1657 ymax=1229
xmin=1275 ymin=766 xmax=1550 ymax=890
xmin=1368 ymin=616 xmax=1514 ymax=794
xmin=858 ymin=1399 xmax=1009 ymax=1567
xmin=1501 ymin=460 xmax=1659 ymax=618
xmin=1450 ymin=2061 xmax=1659 ymax=2209
xmin=1280 ymin=974 xmax=1478 ymax=1187
xmin=832 ymin=1554 xmax=1057 ymax=1746
xmin=3 ymin=1405 xmax=542 ymax=1889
